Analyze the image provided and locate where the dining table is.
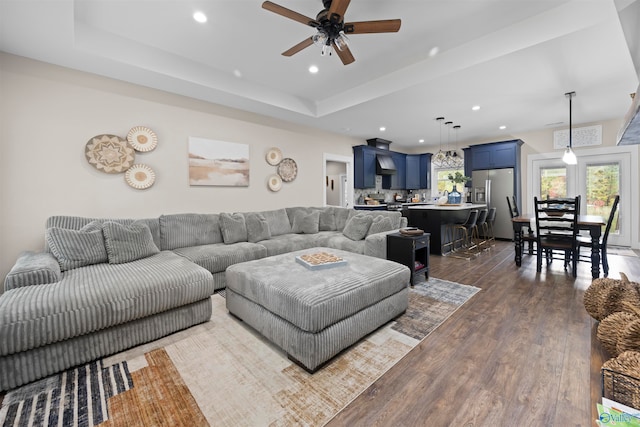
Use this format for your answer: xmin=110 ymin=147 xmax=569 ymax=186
xmin=511 ymin=214 xmax=606 ymax=279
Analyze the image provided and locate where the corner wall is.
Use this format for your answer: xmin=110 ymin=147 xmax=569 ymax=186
xmin=0 ymin=53 xmax=360 ymax=281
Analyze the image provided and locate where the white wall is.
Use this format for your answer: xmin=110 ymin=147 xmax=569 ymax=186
xmin=0 ymin=53 xmax=361 ymax=281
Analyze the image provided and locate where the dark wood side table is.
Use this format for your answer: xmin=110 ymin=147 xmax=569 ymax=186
xmin=386 ymin=232 xmax=430 ymax=286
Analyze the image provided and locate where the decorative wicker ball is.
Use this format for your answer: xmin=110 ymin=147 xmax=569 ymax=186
xmin=602 ymin=351 xmax=640 ymax=409
xmin=618 ymin=318 xmax=640 ymax=355
xmin=584 ymin=277 xmax=624 ymax=320
xmin=598 ymin=312 xmax=639 ymax=356
xmin=585 ymin=273 xmax=640 ymax=321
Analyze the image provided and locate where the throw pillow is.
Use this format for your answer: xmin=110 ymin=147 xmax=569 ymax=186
xmin=220 ymin=213 xmax=248 ymax=244
xmin=291 ymin=211 xmax=320 ymax=234
xmin=367 ymin=215 xmax=394 ymax=236
xmin=46 ymin=221 xmax=108 ymax=271
xmin=245 ymin=213 xmax=271 ymax=243
xmin=319 ymin=209 xmax=337 ymax=231
xmin=342 ymin=214 xmax=373 ymax=241
xmin=102 ymin=221 xmax=160 ymax=264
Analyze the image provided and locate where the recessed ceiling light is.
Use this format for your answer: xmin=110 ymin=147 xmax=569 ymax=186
xmin=193 ymin=11 xmax=207 ymax=23
xmin=379 ymin=127 xmax=386 ymax=132
xmin=429 ymin=47 xmax=439 ymax=57
xmin=419 ymin=139 xmax=425 ymax=144
xmin=233 ymin=69 xmax=242 ymax=78
xmin=499 ymin=125 xmax=507 ymax=130
xmin=309 ymin=65 xmax=319 ymax=74
xmin=472 ymin=105 xmax=481 ymax=111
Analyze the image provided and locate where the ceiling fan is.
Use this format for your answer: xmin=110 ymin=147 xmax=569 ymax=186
xmin=262 ymin=0 xmax=401 ymax=65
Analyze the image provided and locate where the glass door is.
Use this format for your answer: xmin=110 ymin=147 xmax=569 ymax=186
xmin=578 ymin=154 xmax=629 ymax=246
xmin=531 ymin=148 xmax=632 ymax=246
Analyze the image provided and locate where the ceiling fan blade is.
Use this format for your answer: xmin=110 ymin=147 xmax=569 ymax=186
xmin=344 ymin=19 xmax=402 ymax=34
xmin=262 ymin=1 xmax=319 ymax=27
xmin=282 ymin=37 xmax=314 ymax=56
xmin=328 ymin=0 xmax=351 ymax=23
xmin=333 ymin=42 xmax=355 ymax=65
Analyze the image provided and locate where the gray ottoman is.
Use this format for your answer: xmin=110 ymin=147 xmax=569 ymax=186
xmin=225 ymin=247 xmax=410 ymax=372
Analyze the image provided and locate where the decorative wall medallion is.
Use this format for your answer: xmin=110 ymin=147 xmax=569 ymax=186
xmin=127 ymin=126 xmax=158 ymax=152
xmin=85 ymin=134 xmax=135 ymax=174
xmin=125 ymin=164 xmax=156 ymax=189
xmin=277 ymin=158 xmax=297 ymax=182
xmin=268 ymin=174 xmax=282 ymax=192
xmin=266 ymin=147 xmax=283 ymax=166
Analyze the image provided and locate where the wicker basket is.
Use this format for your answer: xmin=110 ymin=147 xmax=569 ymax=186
xmin=598 ymin=312 xmax=639 ymax=357
xmin=602 ymin=351 xmax=640 ymax=409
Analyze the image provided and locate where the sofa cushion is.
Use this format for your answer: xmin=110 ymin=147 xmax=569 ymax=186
xmin=159 ymin=213 xmax=223 ymax=250
xmin=342 ymin=214 xmax=373 ymax=241
xmin=45 ymin=221 xmax=108 ymax=271
xmin=256 ymin=233 xmax=331 ymax=257
xmin=319 ymin=208 xmax=337 ymax=231
xmin=172 ymin=242 xmax=267 ymax=274
xmin=103 ymin=221 xmax=160 ymax=264
xmin=0 ymin=251 xmax=215 ymax=357
xmin=256 ymin=209 xmax=291 ymax=236
xmin=46 ymin=216 xmax=161 ymax=251
xmin=220 ymin=213 xmax=248 ymax=244
xmin=367 ymin=215 xmax=394 ymax=236
xmin=245 ymin=213 xmax=271 ymax=243
xmin=333 ymin=207 xmax=351 ymax=231
xmin=291 ymin=210 xmax=320 ymax=234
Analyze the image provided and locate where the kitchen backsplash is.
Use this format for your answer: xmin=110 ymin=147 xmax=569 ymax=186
xmin=354 ymin=188 xmax=431 ymax=204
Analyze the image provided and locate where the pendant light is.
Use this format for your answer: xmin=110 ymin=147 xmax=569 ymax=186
xmin=432 ymin=117 xmax=447 ymax=167
xmin=562 ymin=91 xmax=578 ymax=165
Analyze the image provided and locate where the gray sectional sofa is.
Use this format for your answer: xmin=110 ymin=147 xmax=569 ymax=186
xmin=0 ymin=206 xmax=406 ymax=391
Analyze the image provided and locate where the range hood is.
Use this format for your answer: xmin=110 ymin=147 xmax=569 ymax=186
xmin=376 ymin=154 xmax=397 ymax=175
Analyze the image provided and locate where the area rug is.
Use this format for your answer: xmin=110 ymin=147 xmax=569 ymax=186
xmin=0 ymin=277 xmax=479 ymax=427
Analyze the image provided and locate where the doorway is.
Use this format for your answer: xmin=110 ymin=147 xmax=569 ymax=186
xmin=323 ymin=153 xmax=353 ymax=208
xmin=529 ymin=145 xmax=638 ymax=247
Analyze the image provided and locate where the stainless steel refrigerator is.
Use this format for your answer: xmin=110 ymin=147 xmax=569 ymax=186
xmin=471 ymin=168 xmax=514 ymax=240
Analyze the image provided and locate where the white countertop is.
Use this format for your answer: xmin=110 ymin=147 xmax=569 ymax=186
xmin=408 ymin=203 xmax=487 ymax=211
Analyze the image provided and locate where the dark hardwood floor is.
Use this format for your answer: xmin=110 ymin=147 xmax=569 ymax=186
xmin=328 ymin=240 xmax=640 ymax=427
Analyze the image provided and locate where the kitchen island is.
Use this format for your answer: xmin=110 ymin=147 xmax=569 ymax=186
xmin=408 ymin=204 xmax=488 ymax=255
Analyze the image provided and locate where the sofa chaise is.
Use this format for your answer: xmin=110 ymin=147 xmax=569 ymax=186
xmin=0 ymin=206 xmax=406 ymax=391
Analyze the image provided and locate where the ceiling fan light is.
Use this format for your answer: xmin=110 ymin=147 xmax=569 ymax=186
xmin=335 ymin=31 xmax=349 ymax=51
xmin=312 ymin=32 xmax=327 ymax=47
xmin=562 ymin=147 xmax=577 ymax=165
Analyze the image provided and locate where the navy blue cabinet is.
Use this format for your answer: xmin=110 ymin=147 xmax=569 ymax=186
xmin=382 ymin=152 xmax=406 ymax=189
xmin=405 ymin=153 xmax=431 ymax=189
xmin=353 ymin=145 xmax=377 ymax=189
xmin=470 ymin=140 xmax=521 ymax=170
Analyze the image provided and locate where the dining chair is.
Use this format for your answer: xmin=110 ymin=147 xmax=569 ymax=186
xmin=577 ymin=195 xmax=619 ymax=277
xmin=507 ymin=195 xmax=535 ymax=254
xmin=534 ymin=196 xmax=580 ymax=277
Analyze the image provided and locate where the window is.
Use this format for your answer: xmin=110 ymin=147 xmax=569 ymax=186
xmin=539 ymin=167 xmax=566 ymax=199
xmin=585 ymin=163 xmax=620 ymax=233
xmin=436 ymin=168 xmax=464 ymax=194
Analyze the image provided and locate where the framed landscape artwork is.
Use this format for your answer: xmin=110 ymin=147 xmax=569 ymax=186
xmin=188 ymin=137 xmax=249 ymax=186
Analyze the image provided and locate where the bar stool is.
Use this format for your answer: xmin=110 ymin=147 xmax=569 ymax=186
xmin=485 ymin=207 xmax=497 ymax=246
xmin=442 ymin=219 xmax=458 ymax=255
xmin=474 ymin=209 xmax=489 ymax=250
xmin=450 ymin=210 xmax=479 ymax=255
